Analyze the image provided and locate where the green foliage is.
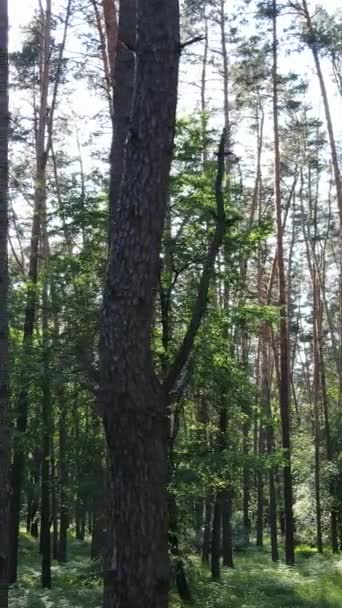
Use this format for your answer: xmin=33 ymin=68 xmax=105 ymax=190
xmin=11 ymin=533 xmax=102 ymax=608
xmin=170 ymin=550 xmax=342 ymax=608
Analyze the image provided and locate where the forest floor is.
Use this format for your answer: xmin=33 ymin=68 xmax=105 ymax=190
xmin=10 ymin=532 xmax=102 ymax=608
xmin=10 ymin=533 xmax=342 ymax=608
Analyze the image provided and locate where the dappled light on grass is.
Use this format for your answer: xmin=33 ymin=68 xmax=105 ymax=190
xmin=10 ymin=534 xmax=102 ymax=608
xmin=171 ymin=548 xmax=342 ymax=608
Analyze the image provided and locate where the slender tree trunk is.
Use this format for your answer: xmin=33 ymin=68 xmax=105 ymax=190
xmin=272 ymin=0 xmax=295 ymax=566
xmin=9 ymin=1 xmax=52 ymax=582
xmin=0 ymin=0 xmax=9 ymax=602
xmin=91 ymin=468 xmax=106 ymax=560
xmin=40 ymin=202 xmax=52 ymax=589
xmin=169 ymin=494 xmax=193 ymax=603
xmin=242 ymin=421 xmax=251 ymax=545
xmin=222 ymin=489 xmax=234 ymax=568
xmin=202 ymin=494 xmax=212 ymax=566
xmin=256 ymin=432 xmax=264 ymax=548
xmin=211 ymin=496 xmax=221 ymax=581
xmin=51 ymin=439 xmax=58 ymax=561
xmin=262 ymin=327 xmax=279 ymax=561
xmin=320 ymin=329 xmax=339 ymax=553
xmin=301 ymin=0 xmax=342 ymax=232
xmin=57 ymin=388 xmax=69 ymax=562
xmin=313 ymin=271 xmax=323 ymax=553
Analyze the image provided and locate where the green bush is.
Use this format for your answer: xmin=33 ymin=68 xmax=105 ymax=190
xmin=295 ymin=544 xmax=318 ymax=559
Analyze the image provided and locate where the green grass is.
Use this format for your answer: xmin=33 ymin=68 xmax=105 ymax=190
xmin=10 ymin=532 xmax=102 ymax=608
xmin=171 ymin=547 xmax=342 ymax=608
xmin=10 ymin=534 xmax=342 ymax=608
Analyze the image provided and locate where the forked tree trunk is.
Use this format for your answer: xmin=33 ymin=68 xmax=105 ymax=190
xmin=0 ymin=0 xmax=9 ymax=604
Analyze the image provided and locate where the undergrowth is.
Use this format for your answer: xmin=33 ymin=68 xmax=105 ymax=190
xmin=171 ymin=546 xmax=342 ymax=608
xmin=10 ymin=532 xmax=102 ymax=608
xmin=10 ymin=534 xmax=342 ymax=608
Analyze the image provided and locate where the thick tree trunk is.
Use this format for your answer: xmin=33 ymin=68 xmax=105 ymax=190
xmin=0 ymin=0 xmax=9 ymax=603
xmin=99 ymin=1 xmax=180 ymax=606
xmin=272 ymin=0 xmax=295 ymax=566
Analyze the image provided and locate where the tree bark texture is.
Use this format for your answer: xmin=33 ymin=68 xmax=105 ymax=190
xmin=99 ymin=1 xmax=180 ymax=606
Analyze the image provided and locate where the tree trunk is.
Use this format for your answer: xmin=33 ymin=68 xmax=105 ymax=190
xmin=51 ymin=441 xmax=58 ymax=561
xmin=0 ymin=0 xmax=9 ymax=602
xmin=9 ymin=1 xmax=52 ymax=582
xmin=272 ymin=0 xmax=295 ymax=566
xmin=301 ymin=0 xmax=342 ymax=233
xmin=91 ymin=481 xmax=106 ymax=560
xmin=108 ymin=0 xmax=136 ymax=240
xmin=262 ymin=327 xmax=279 ymax=561
xmin=57 ymin=389 xmax=69 ymax=563
xmin=222 ymin=489 xmax=234 ymax=568
xmin=40 ymin=202 xmax=52 ymax=589
xmin=168 ymin=494 xmax=193 ymax=603
xmin=242 ymin=421 xmax=251 ymax=545
xmin=99 ymin=1 xmax=180 ymax=606
xmin=211 ymin=496 xmax=221 ymax=581
xmin=256 ymin=426 xmax=265 ymax=548
xmin=313 ymin=271 xmax=323 ymax=553
xmin=202 ymin=494 xmax=212 ymax=566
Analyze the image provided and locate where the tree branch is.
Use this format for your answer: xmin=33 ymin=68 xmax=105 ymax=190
xmin=163 ymin=129 xmax=226 ymax=399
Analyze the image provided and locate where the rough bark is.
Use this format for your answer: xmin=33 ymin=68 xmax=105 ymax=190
xmin=99 ymin=1 xmax=180 ymax=606
xmin=108 ymin=0 xmax=136 ymax=237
